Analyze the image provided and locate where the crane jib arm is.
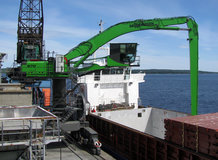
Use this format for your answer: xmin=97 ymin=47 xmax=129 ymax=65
xmin=65 ymin=16 xmax=198 ymax=115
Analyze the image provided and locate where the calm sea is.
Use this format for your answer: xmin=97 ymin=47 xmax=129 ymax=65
xmin=139 ymin=74 xmax=218 ymax=114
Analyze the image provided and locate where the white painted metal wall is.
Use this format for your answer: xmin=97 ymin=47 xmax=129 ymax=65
xmin=78 ymin=71 xmax=145 ymax=109
xmin=95 ymin=107 xmax=189 ymax=139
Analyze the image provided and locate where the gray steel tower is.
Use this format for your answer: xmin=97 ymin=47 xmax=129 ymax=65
xmin=17 ymin=0 xmax=44 ymax=63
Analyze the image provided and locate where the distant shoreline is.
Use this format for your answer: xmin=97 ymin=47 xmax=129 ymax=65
xmin=2 ymin=68 xmax=218 ymax=75
xmin=132 ymin=69 xmax=218 ymax=74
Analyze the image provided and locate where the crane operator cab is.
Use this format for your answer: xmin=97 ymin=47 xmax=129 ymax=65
xmin=17 ymin=42 xmax=41 ymax=62
xmin=109 ymin=43 xmax=139 ymax=66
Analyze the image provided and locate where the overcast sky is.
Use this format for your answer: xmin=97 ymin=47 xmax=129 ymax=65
xmin=0 ymin=0 xmax=218 ymax=72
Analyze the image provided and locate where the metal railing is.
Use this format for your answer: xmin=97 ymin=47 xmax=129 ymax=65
xmin=0 ymin=118 xmax=60 ymax=160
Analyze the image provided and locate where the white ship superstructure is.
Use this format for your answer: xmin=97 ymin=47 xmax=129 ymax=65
xmin=78 ymin=68 xmax=145 ymax=110
xmin=77 ymin=41 xmax=145 ymax=111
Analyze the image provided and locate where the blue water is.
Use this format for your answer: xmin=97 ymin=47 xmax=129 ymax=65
xmin=139 ymin=74 xmax=218 ymax=114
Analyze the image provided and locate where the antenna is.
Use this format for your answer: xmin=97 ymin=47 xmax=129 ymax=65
xmin=93 ymin=20 xmax=104 ymax=61
xmin=99 ymin=19 xmax=104 ymax=33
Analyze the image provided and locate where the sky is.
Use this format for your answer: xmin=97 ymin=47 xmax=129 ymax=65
xmin=0 ymin=0 xmax=218 ymax=72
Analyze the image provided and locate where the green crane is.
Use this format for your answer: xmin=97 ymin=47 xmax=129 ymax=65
xmin=21 ymin=16 xmax=199 ymax=115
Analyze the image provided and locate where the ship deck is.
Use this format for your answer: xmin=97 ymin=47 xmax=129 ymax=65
xmin=46 ymin=142 xmax=116 ymax=160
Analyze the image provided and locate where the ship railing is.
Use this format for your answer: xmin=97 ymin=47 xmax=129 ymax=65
xmin=94 ymin=74 xmax=101 ymax=81
xmin=130 ymin=56 xmax=140 ymax=66
xmin=78 ymin=70 xmax=145 ymax=83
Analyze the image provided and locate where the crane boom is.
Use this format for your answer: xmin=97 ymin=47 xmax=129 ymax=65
xmin=65 ymin=16 xmax=197 ymax=67
xmin=21 ymin=16 xmax=198 ymax=115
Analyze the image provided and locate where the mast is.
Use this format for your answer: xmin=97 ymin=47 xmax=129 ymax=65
xmin=17 ymin=0 xmax=44 ymax=62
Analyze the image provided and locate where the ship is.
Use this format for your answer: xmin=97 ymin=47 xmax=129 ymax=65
xmin=79 ymin=67 xmax=218 ymax=159
xmin=0 ymin=0 xmax=217 ymax=159
xmin=77 ymin=44 xmax=217 ymax=160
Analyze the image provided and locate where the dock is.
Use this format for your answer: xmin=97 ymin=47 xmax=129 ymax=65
xmin=46 ymin=142 xmax=115 ymax=160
